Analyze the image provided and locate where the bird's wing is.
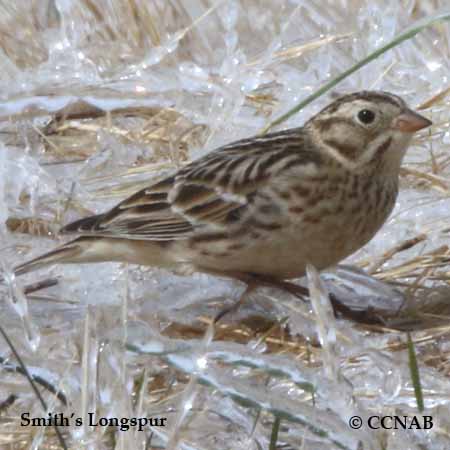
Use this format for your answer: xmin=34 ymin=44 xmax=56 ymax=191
xmin=61 ymin=128 xmax=317 ymax=241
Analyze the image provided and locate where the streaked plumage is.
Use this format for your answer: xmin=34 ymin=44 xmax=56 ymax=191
xmin=12 ymin=91 xmax=431 ymax=281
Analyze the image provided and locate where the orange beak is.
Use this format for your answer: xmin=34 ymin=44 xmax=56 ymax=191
xmin=391 ymin=109 xmax=432 ymax=133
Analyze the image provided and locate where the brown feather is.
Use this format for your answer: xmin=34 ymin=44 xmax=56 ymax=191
xmin=60 ymin=128 xmax=320 ymax=241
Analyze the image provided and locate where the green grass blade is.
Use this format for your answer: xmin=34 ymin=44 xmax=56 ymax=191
xmin=269 ymin=416 xmax=281 ymax=450
xmin=262 ymin=11 xmax=450 ymax=134
xmin=407 ymin=332 xmax=424 ymax=412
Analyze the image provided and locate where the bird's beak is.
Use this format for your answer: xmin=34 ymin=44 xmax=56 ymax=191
xmin=391 ymin=109 xmax=432 ymax=133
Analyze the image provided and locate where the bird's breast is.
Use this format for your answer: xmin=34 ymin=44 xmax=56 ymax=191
xmin=185 ymin=171 xmax=398 ymax=279
xmin=282 ymin=171 xmax=398 ymax=267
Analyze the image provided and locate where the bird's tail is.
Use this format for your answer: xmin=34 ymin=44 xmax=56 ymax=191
xmin=6 ymin=238 xmax=87 ymax=279
xmin=7 ymin=213 xmax=106 ymax=280
xmin=2 ymin=235 xmax=157 ymax=283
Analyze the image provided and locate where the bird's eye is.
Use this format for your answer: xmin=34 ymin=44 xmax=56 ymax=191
xmin=357 ymin=109 xmax=376 ymax=125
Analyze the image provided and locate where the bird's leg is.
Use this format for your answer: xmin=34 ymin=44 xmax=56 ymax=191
xmin=269 ymin=278 xmax=384 ymax=324
xmin=209 ymin=271 xmax=283 ymax=323
xmin=209 ymin=270 xmax=384 ymax=325
xmin=213 ymin=282 xmax=256 ymax=323
xmin=327 ymin=294 xmax=384 ymax=324
xmin=244 ymin=275 xmax=385 ymax=324
xmin=211 ymin=272 xmax=307 ymax=323
xmin=261 ymin=278 xmax=309 ymax=300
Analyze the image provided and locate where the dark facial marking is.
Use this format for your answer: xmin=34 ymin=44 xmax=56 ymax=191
xmin=323 ymin=138 xmax=359 ymax=158
xmin=373 ymin=137 xmax=393 ymax=159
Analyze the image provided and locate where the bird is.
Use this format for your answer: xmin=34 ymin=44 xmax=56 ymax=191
xmin=10 ymin=91 xmax=431 ymax=302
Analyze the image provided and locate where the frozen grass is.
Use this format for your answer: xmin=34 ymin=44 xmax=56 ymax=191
xmin=1 ymin=1 xmax=450 ymax=449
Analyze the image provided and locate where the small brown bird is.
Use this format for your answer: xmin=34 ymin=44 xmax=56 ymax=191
xmin=12 ymin=91 xmax=431 ymax=289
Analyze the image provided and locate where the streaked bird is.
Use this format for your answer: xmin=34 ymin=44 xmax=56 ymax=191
xmin=11 ymin=91 xmax=431 ymax=297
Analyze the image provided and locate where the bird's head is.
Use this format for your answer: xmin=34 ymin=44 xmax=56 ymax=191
xmin=307 ymin=91 xmax=432 ymax=173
